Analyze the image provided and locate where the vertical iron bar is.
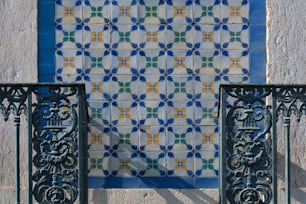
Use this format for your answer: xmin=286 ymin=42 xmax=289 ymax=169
xmin=272 ymin=88 xmax=278 ymax=204
xmin=78 ymin=85 xmax=88 ymax=204
xmin=14 ymin=116 xmax=21 ymax=204
xmin=284 ymin=117 xmax=291 ymax=204
xmin=27 ymin=88 xmax=33 ymax=204
xmin=219 ymin=87 xmax=227 ymax=204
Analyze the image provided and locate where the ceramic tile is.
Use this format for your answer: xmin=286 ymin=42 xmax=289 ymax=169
xmin=139 ymin=101 xmax=166 ymax=126
xmin=85 ymin=75 xmax=111 ymax=101
xmin=55 ymin=0 xmax=82 ymax=24
xmin=166 ymin=0 xmax=193 ymax=24
xmin=166 ymin=151 xmax=194 ymax=176
xmin=193 ymin=0 xmax=221 ymax=24
xmin=222 ymin=0 xmax=249 ymax=24
xmin=111 ymin=126 xmax=139 ymax=151
xmin=88 ymin=126 xmax=111 ymax=151
xmin=111 ymin=75 xmax=139 ymax=101
xmin=221 ymin=24 xmax=249 ymax=50
xmin=111 ymin=0 xmax=138 ymax=24
xmin=138 ymin=151 xmax=166 ymax=176
xmin=111 ymin=101 xmax=138 ymax=126
xmin=221 ymin=50 xmax=249 ymax=75
xmin=138 ymin=50 xmax=166 ymax=75
xmin=111 ymin=50 xmax=138 ymax=75
xmin=84 ymin=0 xmax=111 ymax=24
xmin=167 ymin=126 xmax=194 ymax=151
xmin=166 ymin=25 xmax=193 ymax=50
xmin=88 ymin=151 xmax=111 ymax=177
xmin=194 ymin=126 xmax=218 ymax=151
xmin=56 ymin=49 xmax=82 ymax=79
xmin=88 ymin=101 xmax=111 ymax=126
xmin=194 ymin=150 xmax=219 ymax=177
xmin=111 ymin=151 xmax=139 ymax=177
xmin=56 ymin=24 xmax=82 ymax=49
xmin=194 ymin=75 xmax=219 ymax=100
xmin=83 ymin=25 xmax=111 ymax=49
xmin=139 ymin=25 xmax=166 ymax=50
xmin=111 ymin=25 xmax=138 ymax=50
xmin=138 ymin=0 xmax=166 ymax=24
xmin=83 ymin=50 xmax=111 ymax=75
xmin=193 ymin=50 xmax=220 ymax=75
xmin=167 ymin=100 xmax=193 ymax=126
xmin=194 ymin=24 xmax=220 ymax=50
xmin=167 ymin=75 xmax=193 ymax=100
xmin=139 ymin=75 xmax=166 ymax=101
xmin=166 ymin=50 xmax=193 ymax=75
xmin=139 ymin=126 xmax=166 ymax=151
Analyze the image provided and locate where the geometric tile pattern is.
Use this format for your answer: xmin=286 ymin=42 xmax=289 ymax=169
xmin=38 ymin=0 xmax=266 ymax=188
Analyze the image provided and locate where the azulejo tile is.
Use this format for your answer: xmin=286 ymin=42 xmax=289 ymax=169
xmin=56 ymin=49 xmax=82 ymax=80
xmin=138 ymin=50 xmax=166 ymax=75
xmin=85 ymin=75 xmax=111 ymax=101
xmin=111 ymin=151 xmax=139 ymax=177
xmin=88 ymin=125 xmax=111 ymax=151
xmin=55 ymin=0 xmax=82 ymax=24
xmin=167 ymin=126 xmax=193 ymax=151
xmin=111 ymin=50 xmax=138 ymax=75
xmin=111 ymin=25 xmax=138 ymax=50
xmin=221 ymin=50 xmax=249 ymax=75
xmin=139 ymin=25 xmax=166 ymax=50
xmin=139 ymin=126 xmax=166 ymax=151
xmin=194 ymin=24 xmax=220 ymax=50
xmin=138 ymin=0 xmax=166 ymax=24
xmin=111 ymin=0 xmax=138 ymax=24
xmin=166 ymin=0 xmax=193 ymax=24
xmin=167 ymin=75 xmax=193 ymax=100
xmin=111 ymin=101 xmax=138 ymax=126
xmin=166 ymin=151 xmax=194 ymax=176
xmin=83 ymin=50 xmax=111 ymax=75
xmin=139 ymin=75 xmax=166 ymax=101
xmin=138 ymin=151 xmax=166 ymax=176
xmin=56 ymin=24 xmax=82 ymax=49
xmin=166 ymin=50 xmax=193 ymax=75
xmin=194 ymin=150 xmax=219 ymax=177
xmin=194 ymin=75 xmax=219 ymax=100
xmin=222 ymin=0 xmax=249 ymax=24
xmin=193 ymin=0 xmax=221 ymax=24
xmin=83 ymin=25 xmax=110 ymax=49
xmin=111 ymin=75 xmax=139 ymax=101
xmin=166 ymin=25 xmax=193 ymax=50
xmin=111 ymin=126 xmax=139 ymax=151
xmin=194 ymin=99 xmax=218 ymax=126
xmin=194 ymin=50 xmax=220 ymax=75
xmin=194 ymin=126 xmax=218 ymax=151
xmin=167 ymin=100 xmax=193 ymax=126
xmin=84 ymin=0 xmax=111 ymax=24
xmin=221 ymin=24 xmax=249 ymax=50
xmin=139 ymin=100 xmax=166 ymax=126
xmin=88 ymin=101 xmax=111 ymax=126
xmin=88 ymin=151 xmax=111 ymax=177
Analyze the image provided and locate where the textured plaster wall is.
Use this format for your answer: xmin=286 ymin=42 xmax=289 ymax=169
xmin=267 ymin=0 xmax=306 ymax=203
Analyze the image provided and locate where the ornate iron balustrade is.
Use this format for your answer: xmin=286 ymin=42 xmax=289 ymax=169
xmin=0 ymin=84 xmax=88 ymax=204
xmin=219 ymin=84 xmax=306 ymax=204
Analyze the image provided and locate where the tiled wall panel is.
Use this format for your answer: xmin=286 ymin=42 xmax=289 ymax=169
xmin=38 ymin=0 xmax=265 ymax=188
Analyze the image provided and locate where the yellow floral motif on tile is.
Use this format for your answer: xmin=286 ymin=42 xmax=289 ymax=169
xmin=173 ymin=6 xmax=185 ymax=17
xmin=146 ymin=31 xmax=158 ymax=42
xmin=174 ymin=57 xmax=185 ymax=68
xmin=63 ymin=57 xmax=75 ymax=68
xmin=119 ymin=159 xmax=131 ymax=170
xmin=229 ymin=57 xmax=241 ymax=68
xmin=146 ymin=82 xmax=158 ymax=93
xmin=202 ymin=32 xmax=214 ymax=42
xmin=174 ymin=107 xmax=186 ymax=118
xmin=63 ymin=6 xmax=75 ymax=17
xmin=202 ymin=82 xmax=214 ymax=93
xmin=91 ymin=31 xmax=103 ymax=42
xmin=91 ymin=82 xmax=103 ymax=93
xmin=91 ymin=132 xmax=103 ymax=144
xmin=175 ymin=158 xmax=186 ymax=169
xmin=229 ymin=6 xmax=241 ymax=17
xmin=118 ymin=57 xmax=130 ymax=68
xmin=202 ymin=132 xmax=214 ymax=144
xmin=119 ymin=6 xmax=131 ymax=17
xmin=147 ymin=133 xmax=159 ymax=145
xmin=119 ymin=107 xmax=131 ymax=119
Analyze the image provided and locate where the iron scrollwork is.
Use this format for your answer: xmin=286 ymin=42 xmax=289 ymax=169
xmin=32 ymin=87 xmax=79 ymax=204
xmin=225 ymin=87 xmax=273 ymax=204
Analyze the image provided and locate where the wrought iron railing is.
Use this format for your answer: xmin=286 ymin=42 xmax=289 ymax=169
xmin=0 ymin=84 xmax=88 ymax=204
xmin=219 ymin=84 xmax=306 ymax=204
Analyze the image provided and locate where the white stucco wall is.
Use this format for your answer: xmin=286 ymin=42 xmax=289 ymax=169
xmin=0 ymin=0 xmax=306 ymax=203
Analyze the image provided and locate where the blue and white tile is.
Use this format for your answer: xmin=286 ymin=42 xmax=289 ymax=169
xmin=111 ymin=151 xmax=139 ymax=177
xmin=83 ymin=50 xmax=111 ymax=75
xmin=111 ymin=126 xmax=139 ymax=151
xmin=166 ymin=50 xmax=193 ymax=75
xmin=83 ymin=25 xmax=111 ymax=49
xmin=166 ymin=0 xmax=193 ymax=24
xmin=111 ymin=24 xmax=138 ymax=50
xmin=221 ymin=24 xmax=249 ymax=50
xmin=194 ymin=126 xmax=218 ymax=151
xmin=222 ymin=0 xmax=249 ymax=24
xmin=193 ymin=0 xmax=221 ymax=24
xmin=194 ymin=24 xmax=220 ymax=50
xmin=194 ymin=150 xmax=219 ymax=177
xmin=138 ymin=0 xmax=166 ymax=24
xmin=56 ymin=24 xmax=82 ymax=49
xmin=111 ymin=50 xmax=138 ymax=75
xmin=111 ymin=0 xmax=138 ymax=24
xmin=85 ymin=75 xmax=111 ymax=101
xmin=139 ymin=126 xmax=166 ymax=151
xmin=111 ymin=101 xmax=138 ymax=126
xmin=88 ymin=101 xmax=111 ymax=126
xmin=55 ymin=0 xmax=82 ymax=24
xmin=167 ymin=75 xmax=193 ymax=100
xmin=139 ymin=100 xmax=166 ymax=126
xmin=166 ymin=25 xmax=193 ymax=50
xmin=138 ymin=151 xmax=166 ymax=177
xmin=193 ymin=50 xmax=220 ymax=75
xmin=139 ymin=75 xmax=166 ymax=101
xmin=166 ymin=151 xmax=194 ymax=176
xmin=111 ymin=74 xmax=139 ymax=101
xmin=167 ymin=126 xmax=194 ymax=151
xmin=139 ymin=25 xmax=166 ymax=50
xmin=166 ymin=100 xmax=194 ymax=126
xmin=138 ymin=50 xmax=166 ymax=75
xmin=83 ymin=0 xmax=111 ymax=24
xmin=88 ymin=125 xmax=111 ymax=151
xmin=88 ymin=151 xmax=111 ymax=177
